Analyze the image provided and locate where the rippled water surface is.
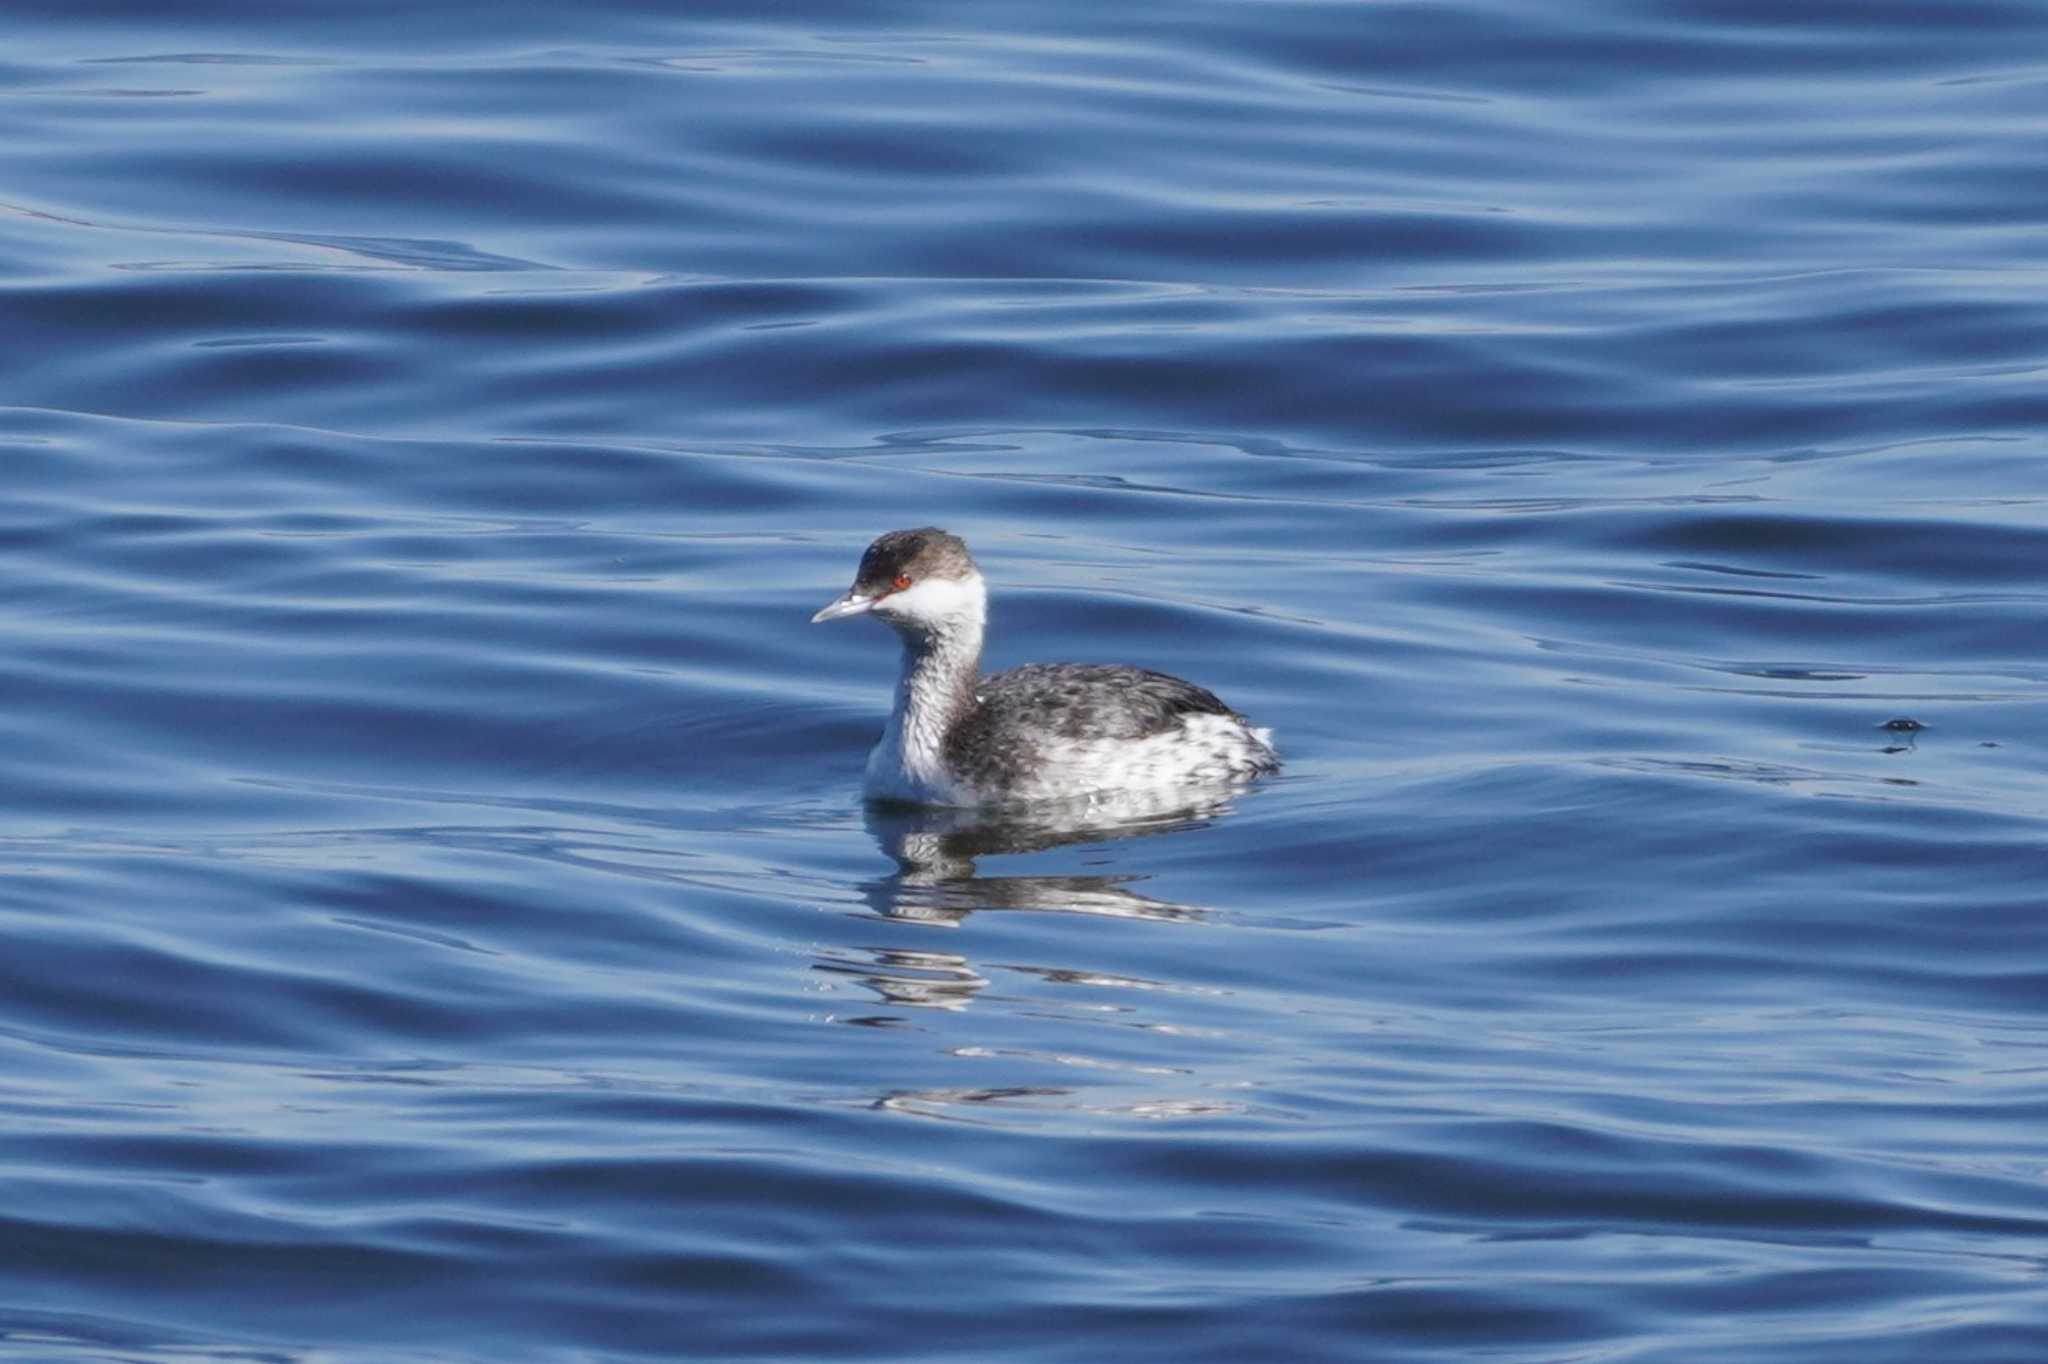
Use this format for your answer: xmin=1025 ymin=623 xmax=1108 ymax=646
xmin=5 ymin=3 xmax=2048 ymax=1361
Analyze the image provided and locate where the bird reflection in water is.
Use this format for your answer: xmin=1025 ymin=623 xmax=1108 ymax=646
xmin=857 ymin=784 xmax=1251 ymax=928
xmin=816 ymin=786 xmax=1249 ymax=1016
xmin=812 ymin=946 xmax=990 ymax=1012
xmin=817 ymin=786 xmax=1263 ymax=1122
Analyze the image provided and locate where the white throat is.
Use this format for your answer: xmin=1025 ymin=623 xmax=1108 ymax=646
xmin=864 ymin=574 xmax=986 ymax=802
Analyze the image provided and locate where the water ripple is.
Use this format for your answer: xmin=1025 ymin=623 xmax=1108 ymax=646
xmin=3 ymin=3 xmax=2048 ymax=1361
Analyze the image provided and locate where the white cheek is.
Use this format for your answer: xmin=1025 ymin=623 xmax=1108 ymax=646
xmin=884 ymin=576 xmax=981 ymax=624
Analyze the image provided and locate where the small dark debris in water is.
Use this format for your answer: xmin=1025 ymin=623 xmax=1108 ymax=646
xmin=1981 ymin=741 xmax=2000 ymax=748
xmin=1879 ymin=717 xmax=1925 ymax=733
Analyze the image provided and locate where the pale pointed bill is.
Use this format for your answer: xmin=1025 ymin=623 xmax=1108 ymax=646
xmin=811 ymin=591 xmax=877 ymax=623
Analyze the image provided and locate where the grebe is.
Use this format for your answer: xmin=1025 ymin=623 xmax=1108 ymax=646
xmin=812 ymin=528 xmax=1279 ymax=806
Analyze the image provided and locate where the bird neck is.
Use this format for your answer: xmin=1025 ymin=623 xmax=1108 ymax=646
xmin=892 ymin=609 xmax=983 ymax=746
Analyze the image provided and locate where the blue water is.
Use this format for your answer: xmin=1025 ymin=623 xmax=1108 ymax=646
xmin=4 ymin=3 xmax=2047 ymax=1360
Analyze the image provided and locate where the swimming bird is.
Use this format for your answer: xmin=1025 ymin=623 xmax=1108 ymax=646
xmin=812 ymin=528 xmax=1279 ymax=806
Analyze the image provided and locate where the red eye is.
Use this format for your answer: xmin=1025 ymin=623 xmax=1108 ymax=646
xmin=891 ymin=574 xmax=912 ymax=591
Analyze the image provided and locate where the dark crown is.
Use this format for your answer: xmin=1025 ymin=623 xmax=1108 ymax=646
xmin=854 ymin=527 xmax=977 ymax=593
